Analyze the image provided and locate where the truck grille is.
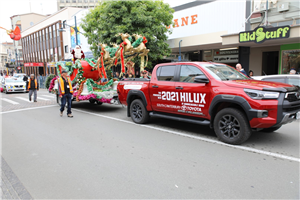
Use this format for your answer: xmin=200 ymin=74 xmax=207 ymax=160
xmin=285 ymin=92 xmax=300 ymax=102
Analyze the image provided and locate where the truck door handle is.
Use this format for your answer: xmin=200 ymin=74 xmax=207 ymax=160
xmin=176 ymin=86 xmax=183 ymax=90
xmin=152 ymin=85 xmax=159 ymax=88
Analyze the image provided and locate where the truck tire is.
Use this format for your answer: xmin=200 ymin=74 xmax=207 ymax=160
xmin=262 ymin=126 xmax=282 ymax=133
xmin=214 ymin=108 xmax=252 ymax=145
xmin=130 ymin=99 xmax=149 ymax=124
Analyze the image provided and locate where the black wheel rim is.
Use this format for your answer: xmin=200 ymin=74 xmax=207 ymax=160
xmin=132 ymin=103 xmax=143 ymax=121
xmin=218 ymin=114 xmax=241 ymax=139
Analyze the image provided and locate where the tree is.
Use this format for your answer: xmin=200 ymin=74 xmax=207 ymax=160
xmin=81 ymin=0 xmax=174 ymax=70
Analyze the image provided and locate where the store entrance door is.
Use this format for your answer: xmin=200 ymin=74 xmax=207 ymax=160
xmin=262 ymin=51 xmax=279 ymax=75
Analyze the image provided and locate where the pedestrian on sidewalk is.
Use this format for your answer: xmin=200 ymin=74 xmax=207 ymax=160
xmin=58 ymin=70 xmax=74 ymax=118
xmin=236 ymin=63 xmax=248 ymax=76
xmin=27 ymin=74 xmax=39 ymax=102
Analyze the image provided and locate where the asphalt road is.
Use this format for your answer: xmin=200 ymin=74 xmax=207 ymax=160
xmin=1 ymin=91 xmax=299 ymax=199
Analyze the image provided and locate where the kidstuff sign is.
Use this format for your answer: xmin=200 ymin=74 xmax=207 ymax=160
xmin=239 ymin=26 xmax=290 ymax=44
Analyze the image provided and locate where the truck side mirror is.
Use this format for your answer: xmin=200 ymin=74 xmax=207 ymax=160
xmin=194 ymin=75 xmax=209 ymax=83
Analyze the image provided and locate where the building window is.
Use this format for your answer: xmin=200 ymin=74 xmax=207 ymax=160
xmin=84 ymin=0 xmax=88 ymax=2
xmin=60 ymin=0 xmax=64 ymax=2
xmin=78 ymin=0 xmax=82 ymax=2
xmin=89 ymin=0 xmax=94 ymax=2
xmin=66 ymin=0 xmax=70 ymax=3
xmin=72 ymin=0 xmax=76 ymax=2
xmin=65 ymin=45 xmax=69 ymax=53
xmin=281 ymin=49 xmax=300 ymax=74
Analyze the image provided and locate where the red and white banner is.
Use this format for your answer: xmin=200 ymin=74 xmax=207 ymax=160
xmin=24 ymin=63 xmax=44 ymax=67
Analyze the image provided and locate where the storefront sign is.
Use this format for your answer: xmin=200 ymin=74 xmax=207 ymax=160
xmin=24 ymin=63 xmax=44 ymax=67
xmin=215 ymin=50 xmax=239 ymax=55
xmin=239 ymin=26 xmax=290 ymax=44
xmin=213 ymin=55 xmax=239 ymax=63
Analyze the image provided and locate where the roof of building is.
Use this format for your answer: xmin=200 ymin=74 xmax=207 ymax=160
xmin=21 ymin=7 xmax=82 ymax=33
xmin=172 ymin=0 xmax=216 ymax=12
xmin=10 ymin=12 xmax=48 ymax=19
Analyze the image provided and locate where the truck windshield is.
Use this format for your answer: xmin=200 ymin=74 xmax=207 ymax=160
xmin=201 ymin=64 xmax=249 ymax=81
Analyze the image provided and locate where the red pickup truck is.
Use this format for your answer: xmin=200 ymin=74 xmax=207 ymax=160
xmin=117 ymin=62 xmax=300 ymax=144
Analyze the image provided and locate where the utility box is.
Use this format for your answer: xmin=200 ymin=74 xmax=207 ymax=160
xmin=260 ymin=2 xmax=271 ymax=11
xmin=278 ymin=2 xmax=289 ymax=12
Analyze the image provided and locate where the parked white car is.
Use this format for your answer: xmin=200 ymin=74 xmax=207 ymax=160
xmin=1 ymin=77 xmax=26 ymax=94
xmin=252 ymin=74 xmax=300 ymax=87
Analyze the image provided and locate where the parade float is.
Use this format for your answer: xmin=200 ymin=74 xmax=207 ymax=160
xmin=49 ymin=33 xmax=150 ymax=105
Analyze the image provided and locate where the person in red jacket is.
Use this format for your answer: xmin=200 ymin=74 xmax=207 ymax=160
xmin=71 ymin=45 xmax=85 ymax=63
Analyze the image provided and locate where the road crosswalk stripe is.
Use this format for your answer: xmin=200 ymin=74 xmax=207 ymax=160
xmin=41 ymin=95 xmax=55 ymax=98
xmin=37 ymin=97 xmax=50 ymax=101
xmin=0 ymin=98 xmax=20 ymax=105
xmin=15 ymin=97 xmax=33 ymax=103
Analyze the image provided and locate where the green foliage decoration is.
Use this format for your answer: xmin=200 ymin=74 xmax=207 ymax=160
xmin=45 ymin=74 xmax=56 ymax=89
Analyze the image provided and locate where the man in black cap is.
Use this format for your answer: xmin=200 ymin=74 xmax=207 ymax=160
xmin=58 ymin=70 xmax=74 ymax=117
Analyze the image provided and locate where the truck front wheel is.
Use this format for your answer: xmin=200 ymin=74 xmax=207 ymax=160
xmin=130 ymin=99 xmax=149 ymax=124
xmin=214 ymin=108 xmax=252 ymax=145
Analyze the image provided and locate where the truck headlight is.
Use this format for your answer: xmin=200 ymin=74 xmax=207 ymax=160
xmin=244 ymin=89 xmax=279 ymax=100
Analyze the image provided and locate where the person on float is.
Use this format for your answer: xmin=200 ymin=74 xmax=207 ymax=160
xmin=27 ymin=74 xmax=39 ymax=102
xmin=58 ymin=70 xmax=74 ymax=118
xmin=236 ymin=63 xmax=248 ymax=76
xmin=71 ymin=45 xmax=85 ymax=64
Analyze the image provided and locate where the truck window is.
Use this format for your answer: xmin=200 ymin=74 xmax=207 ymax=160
xmin=157 ymin=65 xmax=176 ymax=81
xmin=180 ymin=65 xmax=204 ymax=83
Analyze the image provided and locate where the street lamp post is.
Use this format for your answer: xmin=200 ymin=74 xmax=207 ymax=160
xmin=15 ymin=49 xmax=18 ymax=73
xmin=59 ymin=16 xmax=83 ymax=45
xmin=178 ymin=40 xmax=183 ymax=61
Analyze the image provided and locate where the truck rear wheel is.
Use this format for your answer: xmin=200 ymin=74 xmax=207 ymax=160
xmin=130 ymin=99 xmax=149 ymax=124
xmin=214 ymin=108 xmax=252 ymax=145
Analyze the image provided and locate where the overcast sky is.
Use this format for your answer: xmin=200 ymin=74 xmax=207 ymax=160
xmin=0 ymin=0 xmax=195 ymax=43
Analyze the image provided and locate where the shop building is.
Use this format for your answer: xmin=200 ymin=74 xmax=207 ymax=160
xmin=57 ymin=0 xmax=100 ymax=10
xmin=10 ymin=13 xmax=48 ymax=73
xmin=166 ymin=0 xmax=300 ymax=75
xmin=21 ymin=7 xmax=82 ymax=76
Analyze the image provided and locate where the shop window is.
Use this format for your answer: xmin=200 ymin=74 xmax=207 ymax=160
xmin=180 ymin=65 xmax=203 ymax=83
xmin=281 ymin=49 xmax=300 ymax=74
xmin=157 ymin=65 xmax=175 ymax=81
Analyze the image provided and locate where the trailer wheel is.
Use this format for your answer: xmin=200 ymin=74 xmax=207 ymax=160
xmin=214 ymin=108 xmax=252 ymax=145
xmin=89 ymin=99 xmax=96 ymax=104
xmin=57 ymin=94 xmax=62 ymax=106
xmin=130 ymin=99 xmax=149 ymax=124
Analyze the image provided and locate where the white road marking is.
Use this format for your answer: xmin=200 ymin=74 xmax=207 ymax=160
xmin=72 ymin=109 xmax=300 ymax=163
xmin=37 ymin=97 xmax=50 ymax=101
xmin=0 ymin=105 xmax=57 ymax=114
xmin=41 ymin=95 xmax=55 ymax=98
xmin=0 ymin=98 xmax=19 ymax=105
xmin=15 ymin=97 xmax=33 ymax=103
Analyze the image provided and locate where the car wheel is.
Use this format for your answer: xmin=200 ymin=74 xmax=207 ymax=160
xmin=130 ymin=99 xmax=149 ymax=124
xmin=261 ymin=126 xmax=282 ymax=133
xmin=214 ymin=108 xmax=252 ymax=145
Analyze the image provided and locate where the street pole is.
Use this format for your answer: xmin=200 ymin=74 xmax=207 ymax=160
xmin=178 ymin=40 xmax=183 ymax=61
xmin=15 ymin=49 xmax=18 ymax=74
xmin=75 ymin=16 xmax=78 ymax=45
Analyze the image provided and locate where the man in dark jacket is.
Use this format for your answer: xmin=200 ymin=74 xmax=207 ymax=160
xmin=27 ymin=74 xmax=39 ymax=102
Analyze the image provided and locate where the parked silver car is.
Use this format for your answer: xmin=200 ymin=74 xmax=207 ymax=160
xmin=252 ymin=74 xmax=300 ymax=87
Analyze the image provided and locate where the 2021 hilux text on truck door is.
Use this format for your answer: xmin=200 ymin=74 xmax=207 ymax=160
xmin=117 ymin=62 xmax=300 ymax=145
